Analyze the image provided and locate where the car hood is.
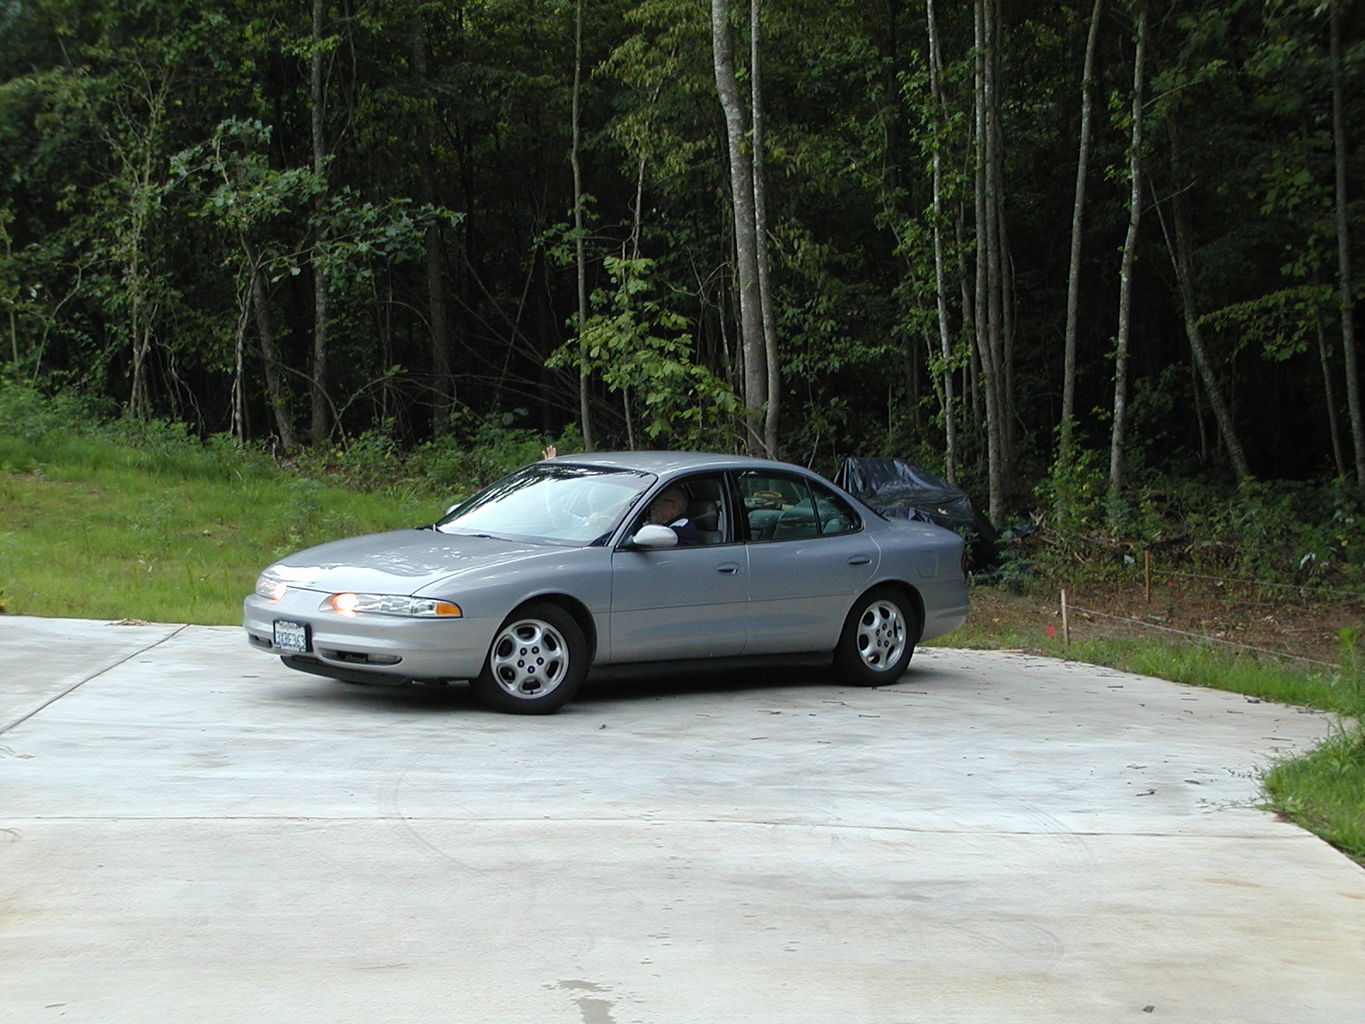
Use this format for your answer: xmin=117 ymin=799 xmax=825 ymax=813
xmin=268 ymin=528 xmax=579 ymax=595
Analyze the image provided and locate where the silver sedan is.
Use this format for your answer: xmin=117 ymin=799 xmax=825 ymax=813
xmin=243 ymin=451 xmax=968 ymax=713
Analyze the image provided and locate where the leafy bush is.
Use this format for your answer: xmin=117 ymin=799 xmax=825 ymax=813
xmin=1032 ymin=448 xmax=1365 ymax=588
xmin=0 ymin=380 xmax=102 ymax=451
xmin=0 ymin=379 xmax=277 ymax=483
xmin=408 ymin=413 xmax=582 ymax=500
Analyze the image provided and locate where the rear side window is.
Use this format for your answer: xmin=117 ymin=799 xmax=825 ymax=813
xmin=737 ymin=471 xmax=860 ymax=542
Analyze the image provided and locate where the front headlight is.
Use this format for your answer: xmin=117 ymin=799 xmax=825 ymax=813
xmin=324 ymin=593 xmax=463 ymax=618
xmin=255 ymin=570 xmax=288 ymax=602
xmin=255 ymin=564 xmax=322 ymax=601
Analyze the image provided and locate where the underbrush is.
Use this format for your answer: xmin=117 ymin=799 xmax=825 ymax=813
xmin=1036 ymin=461 xmax=1364 ymax=595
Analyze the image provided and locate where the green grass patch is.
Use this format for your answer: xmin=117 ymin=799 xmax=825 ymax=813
xmin=0 ymin=433 xmax=439 ymax=624
xmin=1049 ymin=635 xmax=1364 ymax=717
xmin=1263 ymin=721 xmax=1365 ymax=861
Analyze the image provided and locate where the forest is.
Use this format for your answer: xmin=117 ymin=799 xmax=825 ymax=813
xmin=0 ymin=0 xmax=1361 ymax=525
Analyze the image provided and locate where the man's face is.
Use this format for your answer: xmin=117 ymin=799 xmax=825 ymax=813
xmin=649 ymin=491 xmax=684 ymax=524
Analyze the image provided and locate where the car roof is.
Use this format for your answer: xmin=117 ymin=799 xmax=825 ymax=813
xmin=544 ymin=450 xmax=818 ymax=477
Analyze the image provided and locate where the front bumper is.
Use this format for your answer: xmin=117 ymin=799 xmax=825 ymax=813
xmin=242 ymin=590 xmax=495 ymax=683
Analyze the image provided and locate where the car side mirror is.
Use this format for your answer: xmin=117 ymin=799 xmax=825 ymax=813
xmin=628 ymin=524 xmax=679 ymax=549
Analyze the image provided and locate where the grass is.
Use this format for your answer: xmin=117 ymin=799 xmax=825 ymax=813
xmin=1 ymin=408 xmax=1361 ymax=865
xmin=0 ymin=431 xmax=439 ymax=623
xmin=1263 ymin=720 xmax=1365 ymax=859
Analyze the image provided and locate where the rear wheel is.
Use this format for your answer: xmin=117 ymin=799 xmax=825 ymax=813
xmin=471 ymin=602 xmax=587 ymax=714
xmin=833 ymin=585 xmax=919 ymax=686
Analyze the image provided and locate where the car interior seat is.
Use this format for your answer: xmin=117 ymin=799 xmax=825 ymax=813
xmin=772 ymin=499 xmax=819 ymax=540
xmin=684 ymin=479 xmax=724 ymax=544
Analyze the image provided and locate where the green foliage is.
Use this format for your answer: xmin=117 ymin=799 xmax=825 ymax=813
xmin=1198 ymin=284 xmax=1334 ymax=362
xmin=1040 ymin=432 xmax=1109 ymax=536
xmin=1176 ymin=477 xmax=1365 ymax=583
xmin=0 ymin=379 xmax=104 ymax=446
xmin=299 ymin=409 xmax=587 ymax=503
xmin=0 ymin=0 xmax=1361 ymax=490
xmin=548 ymin=257 xmax=741 ymax=448
xmin=408 ymin=414 xmax=581 ymax=498
xmin=1031 ymin=432 xmax=1365 ymax=592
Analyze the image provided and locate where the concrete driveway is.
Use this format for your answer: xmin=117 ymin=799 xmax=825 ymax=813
xmin=1 ymin=615 xmax=1362 ymax=1024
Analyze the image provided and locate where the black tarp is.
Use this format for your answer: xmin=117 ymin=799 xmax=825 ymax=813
xmin=834 ymin=457 xmax=1002 ymax=572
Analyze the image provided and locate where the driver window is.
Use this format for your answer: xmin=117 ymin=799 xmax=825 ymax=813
xmin=631 ymin=475 xmax=727 ymax=545
xmin=738 ymin=472 xmax=859 ymax=542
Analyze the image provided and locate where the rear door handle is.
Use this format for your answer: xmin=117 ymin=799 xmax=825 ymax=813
xmin=848 ymin=554 xmax=872 ymax=566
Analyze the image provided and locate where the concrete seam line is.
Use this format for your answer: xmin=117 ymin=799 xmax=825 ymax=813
xmin=0 ymin=624 xmax=191 ymax=736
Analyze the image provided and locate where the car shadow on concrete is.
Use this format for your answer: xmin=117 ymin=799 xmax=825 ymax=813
xmin=257 ymin=654 xmax=960 ymax=717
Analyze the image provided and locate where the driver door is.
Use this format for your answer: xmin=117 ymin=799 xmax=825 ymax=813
xmin=607 ymin=474 xmax=748 ymax=662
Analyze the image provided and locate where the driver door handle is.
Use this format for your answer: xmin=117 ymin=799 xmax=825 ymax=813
xmin=717 ymin=562 xmax=742 ymax=575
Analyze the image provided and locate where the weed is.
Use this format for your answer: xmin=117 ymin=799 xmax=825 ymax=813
xmin=1264 ymin=718 xmax=1365 ymax=864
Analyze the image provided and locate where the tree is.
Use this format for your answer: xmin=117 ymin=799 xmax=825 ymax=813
xmin=1059 ymin=0 xmax=1103 ymax=493
xmin=570 ymin=0 xmax=594 ymax=450
xmin=308 ymin=0 xmax=332 ymax=446
xmin=1160 ymin=125 xmax=1251 ymax=480
xmin=547 ymin=257 xmax=740 ymax=446
xmin=973 ymin=0 xmax=1009 ymax=523
xmin=1108 ymin=2 xmax=1148 ymax=505
xmin=170 ymin=118 xmax=318 ymax=448
xmin=925 ymin=0 xmax=958 ymax=482
xmin=711 ymin=0 xmax=770 ymax=456
xmin=408 ymin=8 xmax=454 ymax=438
xmin=1328 ymin=0 xmax=1364 ymax=485
xmin=749 ymin=0 xmax=779 ymax=457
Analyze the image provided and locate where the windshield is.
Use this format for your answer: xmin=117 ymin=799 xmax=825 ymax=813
xmin=435 ymin=464 xmax=656 ymax=544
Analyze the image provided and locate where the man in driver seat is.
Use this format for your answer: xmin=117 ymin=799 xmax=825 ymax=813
xmin=647 ymin=486 xmax=703 ymax=545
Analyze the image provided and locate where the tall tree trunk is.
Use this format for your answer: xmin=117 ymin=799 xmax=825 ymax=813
xmin=106 ymin=77 xmax=169 ymax=422
xmin=3 ymin=225 xmax=15 ymax=367
xmin=955 ymin=197 xmax=979 ymax=450
xmin=1166 ymin=169 xmax=1251 ymax=479
xmin=1108 ymin=2 xmax=1148 ymax=504
xmin=309 ymin=0 xmax=331 ymax=447
xmin=711 ymin=0 xmax=766 ymax=455
xmin=409 ymin=12 xmax=452 ymax=438
xmin=926 ymin=0 xmax=957 ymax=483
xmin=1060 ymin=0 xmax=1103 ymax=478
xmin=751 ymin=0 xmax=779 ymax=458
xmin=974 ymin=0 xmax=1007 ymax=524
xmin=245 ymin=239 xmax=297 ymax=449
xmin=571 ymin=0 xmax=594 ymax=450
xmin=1316 ymin=310 xmax=1348 ymax=479
xmin=230 ymin=280 xmax=250 ymax=443
xmin=1330 ymin=0 xmax=1364 ymax=485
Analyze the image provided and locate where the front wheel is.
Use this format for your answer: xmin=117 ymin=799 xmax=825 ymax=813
xmin=833 ymin=586 xmax=919 ymax=686
xmin=471 ymin=602 xmax=587 ymax=714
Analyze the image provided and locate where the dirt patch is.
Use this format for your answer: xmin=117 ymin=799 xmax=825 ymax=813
xmin=971 ymin=573 xmax=1364 ymax=668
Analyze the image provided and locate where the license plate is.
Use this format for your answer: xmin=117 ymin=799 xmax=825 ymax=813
xmin=273 ymin=619 xmax=311 ymax=654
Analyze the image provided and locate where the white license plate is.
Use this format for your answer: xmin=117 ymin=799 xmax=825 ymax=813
xmin=273 ymin=619 xmax=310 ymax=653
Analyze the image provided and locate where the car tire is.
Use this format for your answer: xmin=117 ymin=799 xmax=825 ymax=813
xmin=471 ymin=602 xmax=587 ymax=714
xmin=833 ymin=585 xmax=919 ymax=686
